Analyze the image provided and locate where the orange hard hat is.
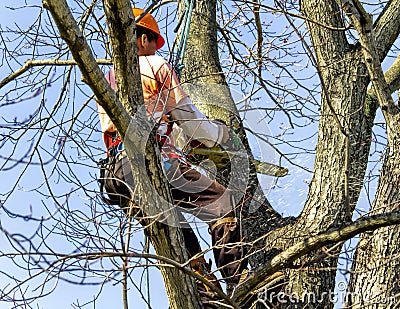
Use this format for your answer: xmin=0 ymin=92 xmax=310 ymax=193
xmin=133 ymin=8 xmax=165 ymax=50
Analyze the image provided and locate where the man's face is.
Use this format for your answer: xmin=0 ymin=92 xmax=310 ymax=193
xmin=137 ymin=34 xmax=157 ymax=56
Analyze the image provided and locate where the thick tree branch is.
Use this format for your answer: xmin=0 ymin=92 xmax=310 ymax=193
xmin=384 ymin=53 xmax=400 ymax=93
xmin=101 ymin=1 xmax=203 ymax=309
xmin=367 ymin=52 xmax=400 ymax=102
xmin=373 ymin=0 xmax=400 ymax=61
xmin=232 ymin=211 xmax=400 ymax=303
xmin=303 ymin=0 xmax=350 ymax=59
xmin=341 ymin=0 xmax=398 ymax=117
xmin=102 ymin=0 xmax=142 ymax=117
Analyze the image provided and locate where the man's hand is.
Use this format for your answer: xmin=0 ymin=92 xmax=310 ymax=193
xmin=213 ymin=119 xmax=242 ymax=150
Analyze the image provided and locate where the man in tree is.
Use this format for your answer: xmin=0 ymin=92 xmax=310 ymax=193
xmin=97 ymin=8 xmax=247 ymax=294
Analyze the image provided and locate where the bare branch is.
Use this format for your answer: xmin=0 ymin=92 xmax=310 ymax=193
xmin=382 ymin=52 xmax=400 ymax=94
xmin=340 ymin=0 xmax=399 ymax=118
xmin=0 ymin=58 xmax=112 ymax=89
xmin=232 ymin=210 xmax=400 ymax=303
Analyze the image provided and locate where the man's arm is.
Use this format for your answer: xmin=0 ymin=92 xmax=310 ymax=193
xmin=151 ymin=57 xmax=228 ymax=147
xmin=170 ymin=97 xmax=228 ymax=148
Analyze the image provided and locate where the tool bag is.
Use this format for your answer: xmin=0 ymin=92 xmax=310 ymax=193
xmin=98 ymin=148 xmax=134 ymax=206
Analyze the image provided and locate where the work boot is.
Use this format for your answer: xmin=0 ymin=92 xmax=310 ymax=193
xmin=190 ymin=256 xmax=222 ymax=292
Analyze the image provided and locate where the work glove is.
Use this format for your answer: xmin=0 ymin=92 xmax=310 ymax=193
xmin=189 ymin=119 xmax=230 ymax=149
xmin=213 ymin=119 xmax=241 ymax=151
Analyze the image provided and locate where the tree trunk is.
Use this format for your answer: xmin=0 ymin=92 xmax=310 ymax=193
xmin=260 ymin=1 xmax=376 ymax=306
xmin=346 ymin=102 xmax=400 ymax=308
xmin=347 ymin=129 xmax=400 ymax=308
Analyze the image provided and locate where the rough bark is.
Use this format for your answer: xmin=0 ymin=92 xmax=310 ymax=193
xmin=343 ymin=1 xmax=400 ymax=305
xmin=347 ymin=126 xmax=400 ymax=308
xmin=232 ymin=211 xmax=400 ymax=305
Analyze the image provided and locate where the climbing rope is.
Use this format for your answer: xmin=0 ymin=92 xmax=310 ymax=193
xmin=173 ymin=0 xmax=195 ymax=78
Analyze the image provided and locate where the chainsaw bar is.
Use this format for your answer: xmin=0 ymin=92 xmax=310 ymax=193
xmin=189 ymin=147 xmax=288 ymax=177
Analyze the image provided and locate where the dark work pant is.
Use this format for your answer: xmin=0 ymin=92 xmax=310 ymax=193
xmin=166 ymin=159 xmax=248 ymax=284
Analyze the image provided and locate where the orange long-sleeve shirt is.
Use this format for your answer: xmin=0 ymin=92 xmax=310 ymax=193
xmin=97 ymin=55 xmax=225 ymax=153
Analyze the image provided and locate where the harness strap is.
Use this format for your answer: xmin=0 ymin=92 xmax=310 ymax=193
xmin=105 ymin=132 xmax=122 ymax=156
xmin=106 ymin=115 xmax=174 ymax=151
xmin=156 ymin=113 xmax=174 ymax=145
